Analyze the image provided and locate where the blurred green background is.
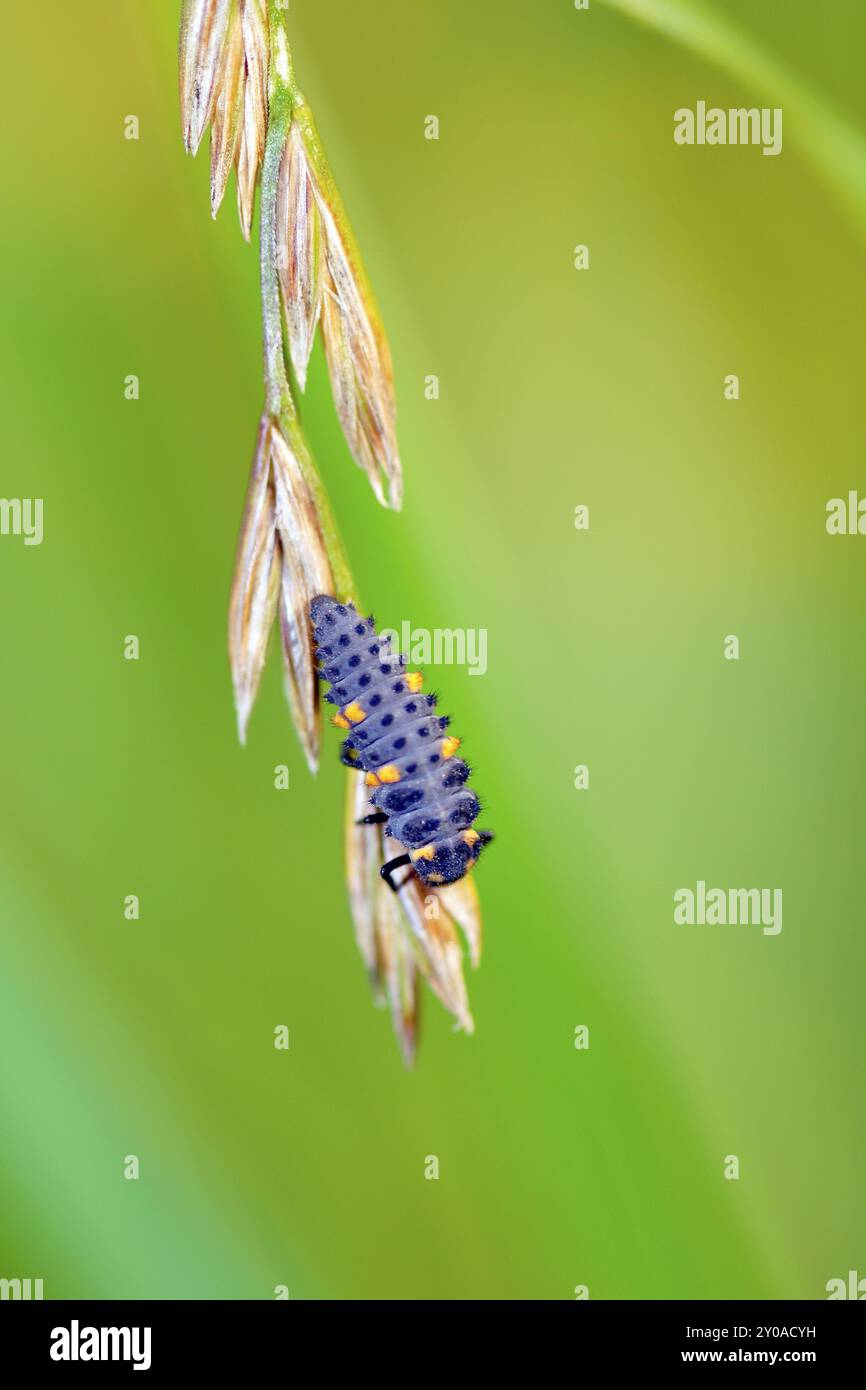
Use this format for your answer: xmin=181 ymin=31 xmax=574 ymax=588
xmin=1 ymin=0 xmax=864 ymax=1300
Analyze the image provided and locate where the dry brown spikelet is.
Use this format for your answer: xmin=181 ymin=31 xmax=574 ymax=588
xmin=345 ymin=777 xmax=477 ymax=1062
xmin=179 ymin=0 xmax=234 ymax=156
xmin=228 ymin=417 xmax=334 ymax=770
xmin=236 ymin=0 xmax=269 ymax=239
xmin=209 ymin=2 xmax=245 ymax=219
xmin=276 ymin=122 xmax=324 ymax=392
xmin=227 ymin=416 xmax=281 ymax=746
xmin=180 ymin=0 xmax=270 ymax=237
xmin=270 ymin=426 xmax=334 ymax=773
xmin=276 ymin=113 xmax=402 ymax=509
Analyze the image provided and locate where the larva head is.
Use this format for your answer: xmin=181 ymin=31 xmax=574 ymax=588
xmin=410 ymin=829 xmax=494 ymax=885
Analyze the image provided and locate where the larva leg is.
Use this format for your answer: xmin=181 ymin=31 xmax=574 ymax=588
xmin=380 ymin=854 xmax=412 ymax=892
xmin=357 ymin=811 xmax=388 ymax=826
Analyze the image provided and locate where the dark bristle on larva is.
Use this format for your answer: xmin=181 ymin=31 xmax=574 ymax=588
xmin=310 ymin=594 xmax=493 ymax=886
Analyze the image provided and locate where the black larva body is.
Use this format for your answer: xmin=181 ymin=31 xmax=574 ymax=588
xmin=310 ymin=595 xmax=492 ymax=886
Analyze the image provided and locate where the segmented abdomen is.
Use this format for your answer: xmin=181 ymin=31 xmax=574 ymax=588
xmin=310 ymin=595 xmax=486 ymax=884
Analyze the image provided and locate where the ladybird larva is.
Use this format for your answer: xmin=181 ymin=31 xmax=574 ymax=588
xmin=311 ymin=595 xmax=493 ymax=887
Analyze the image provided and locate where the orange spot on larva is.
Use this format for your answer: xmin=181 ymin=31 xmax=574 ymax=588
xmin=441 ymin=736 xmax=461 ymax=758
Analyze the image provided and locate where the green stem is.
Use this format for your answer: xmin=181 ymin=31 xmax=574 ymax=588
xmin=261 ymin=2 xmax=357 ymax=604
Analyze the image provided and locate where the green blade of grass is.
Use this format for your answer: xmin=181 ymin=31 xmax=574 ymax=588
xmin=598 ymin=0 xmax=866 ymax=236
